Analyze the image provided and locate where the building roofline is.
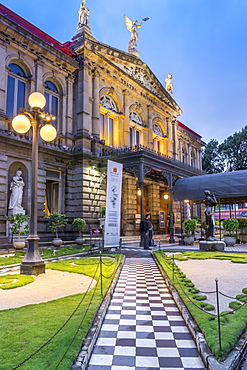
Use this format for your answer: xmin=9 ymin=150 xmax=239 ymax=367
xmin=177 ymin=120 xmax=202 ymax=140
xmin=0 ymin=4 xmax=75 ymax=58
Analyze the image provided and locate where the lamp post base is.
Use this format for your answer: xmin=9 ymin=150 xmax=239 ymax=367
xmin=20 ymin=261 xmax=45 ymax=276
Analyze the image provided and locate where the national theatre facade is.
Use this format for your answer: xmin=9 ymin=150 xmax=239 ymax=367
xmin=0 ymin=3 xmax=204 ymax=245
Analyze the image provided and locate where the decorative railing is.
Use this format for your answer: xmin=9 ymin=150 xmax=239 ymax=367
xmin=100 ymin=144 xmax=204 ymax=174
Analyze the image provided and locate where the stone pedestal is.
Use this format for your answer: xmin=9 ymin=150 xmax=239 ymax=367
xmin=199 ymin=240 xmax=225 ymax=251
xmin=20 ymin=262 xmax=45 ymax=276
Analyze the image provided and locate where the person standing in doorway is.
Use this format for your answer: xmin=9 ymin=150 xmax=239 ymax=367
xmin=140 ymin=213 xmax=151 ymax=250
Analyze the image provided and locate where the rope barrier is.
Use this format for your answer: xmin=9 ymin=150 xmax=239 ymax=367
xmin=159 ymin=252 xmax=247 ymax=321
xmin=11 ymin=258 xmax=101 ymax=370
xmin=55 ymin=264 xmax=102 ymax=369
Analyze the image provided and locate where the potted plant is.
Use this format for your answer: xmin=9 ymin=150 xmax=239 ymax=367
xmin=238 ymin=218 xmax=247 ymax=243
xmin=48 ymin=212 xmax=68 ymax=247
xmin=223 ymin=218 xmax=239 ymax=246
xmin=72 ymin=218 xmax=86 ymax=245
xmin=183 ymin=219 xmax=197 ymax=245
xmin=98 ymin=206 xmax=106 ymax=228
xmin=7 ymin=213 xmax=30 ymax=249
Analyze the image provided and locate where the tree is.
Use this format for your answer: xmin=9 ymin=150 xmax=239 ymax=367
xmin=202 ymin=126 xmax=247 ymax=173
xmin=218 ymin=126 xmax=247 ymax=171
xmin=202 ymin=139 xmax=223 ymax=173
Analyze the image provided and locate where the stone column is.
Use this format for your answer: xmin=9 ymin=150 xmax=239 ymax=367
xmin=168 ymin=173 xmax=175 ymax=243
xmin=147 ymin=105 xmax=153 ymax=147
xmin=122 ymin=174 xmax=137 ymax=235
xmin=34 ymin=58 xmax=44 ymax=92
xmin=76 ymin=59 xmax=91 ymax=135
xmin=92 ymin=69 xmax=100 ymax=138
xmin=146 ymin=184 xmax=160 ymax=232
xmin=172 ymin=119 xmax=178 ymax=159
xmin=166 ymin=116 xmax=172 ymax=157
xmin=123 ymin=90 xmax=130 ymax=146
xmin=65 ymin=75 xmax=74 ymax=137
xmin=0 ymin=38 xmax=7 ymax=116
xmin=138 ymin=161 xmax=145 ymax=221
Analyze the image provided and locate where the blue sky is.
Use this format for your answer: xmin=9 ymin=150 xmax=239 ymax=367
xmin=2 ymin=0 xmax=247 ymax=144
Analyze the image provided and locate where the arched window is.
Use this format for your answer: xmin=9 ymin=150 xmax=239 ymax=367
xmin=100 ymin=95 xmax=117 ymax=112
xmin=6 ymin=63 xmax=27 ymax=117
xmin=191 ymin=150 xmax=196 ymax=167
xmin=153 ymin=123 xmax=164 ymax=137
xmin=44 ymin=81 xmax=59 ymax=126
xmin=182 ymin=147 xmax=186 ymax=163
xmin=129 ymin=111 xmax=143 ymax=147
xmin=153 ymin=122 xmax=165 ymax=154
xmin=99 ymin=95 xmax=119 ymax=147
xmin=129 ymin=111 xmax=143 ymax=126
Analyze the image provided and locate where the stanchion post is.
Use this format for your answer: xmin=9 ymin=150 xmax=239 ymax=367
xmin=215 ymin=278 xmax=222 ymax=352
xmin=159 ymin=238 xmax=161 ymax=250
xmin=100 ymin=250 xmax=103 ymax=296
xmin=172 ymin=254 xmax=175 ymax=281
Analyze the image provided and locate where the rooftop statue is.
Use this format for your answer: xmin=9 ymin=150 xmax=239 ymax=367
xmin=165 ymin=74 xmax=173 ymax=93
xmin=124 ymin=15 xmax=149 ymax=57
xmin=78 ymin=0 xmax=90 ymax=27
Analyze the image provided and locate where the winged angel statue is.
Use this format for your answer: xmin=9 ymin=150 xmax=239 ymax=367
xmin=124 ymin=15 xmax=149 ymax=57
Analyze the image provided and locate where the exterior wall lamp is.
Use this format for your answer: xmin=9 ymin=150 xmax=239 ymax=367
xmin=11 ymin=92 xmax=57 ymax=276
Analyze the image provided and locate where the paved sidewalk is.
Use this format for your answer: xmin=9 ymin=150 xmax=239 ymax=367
xmin=88 ymin=258 xmax=206 ymax=370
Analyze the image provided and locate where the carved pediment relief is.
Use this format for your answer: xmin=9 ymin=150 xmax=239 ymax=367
xmin=114 ymin=62 xmax=162 ymax=98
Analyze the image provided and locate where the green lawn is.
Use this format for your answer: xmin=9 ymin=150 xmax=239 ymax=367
xmin=0 ymin=254 xmax=123 ymax=370
xmin=154 ymin=250 xmax=247 ymax=360
xmin=0 ymin=246 xmax=90 ymax=266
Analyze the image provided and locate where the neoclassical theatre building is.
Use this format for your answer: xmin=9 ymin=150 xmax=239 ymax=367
xmin=0 ymin=3 xmax=204 ymax=245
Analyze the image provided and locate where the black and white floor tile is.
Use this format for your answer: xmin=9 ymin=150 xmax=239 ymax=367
xmin=87 ymin=258 xmax=205 ymax=370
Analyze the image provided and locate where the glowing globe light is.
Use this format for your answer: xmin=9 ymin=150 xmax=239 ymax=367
xmin=28 ymin=92 xmax=46 ymax=109
xmin=12 ymin=114 xmax=31 ymax=134
xmin=40 ymin=124 xmax=57 ymax=142
xmin=164 ymin=194 xmax=169 ymax=200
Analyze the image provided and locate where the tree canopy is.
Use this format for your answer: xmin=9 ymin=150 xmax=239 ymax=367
xmin=202 ymin=126 xmax=247 ymax=173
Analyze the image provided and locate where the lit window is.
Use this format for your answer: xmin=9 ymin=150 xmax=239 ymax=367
xmin=44 ymin=81 xmax=59 ymax=127
xmin=129 ymin=111 xmax=143 ymax=126
xmin=130 ymin=127 xmax=140 ymax=147
xmin=100 ymin=95 xmax=119 ymax=147
xmin=100 ymin=95 xmax=117 ymax=112
xmin=6 ymin=63 xmax=27 ymax=117
xmin=153 ymin=123 xmax=165 ymax=153
xmin=44 ymin=170 xmax=61 ymax=217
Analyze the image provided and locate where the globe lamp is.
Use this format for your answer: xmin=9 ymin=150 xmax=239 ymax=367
xmin=12 ymin=114 xmax=31 ymax=134
xmin=28 ymin=92 xmax=46 ymax=109
xmin=40 ymin=124 xmax=57 ymax=142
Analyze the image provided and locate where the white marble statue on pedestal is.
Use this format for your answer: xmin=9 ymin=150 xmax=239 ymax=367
xmin=78 ymin=0 xmax=90 ymax=27
xmin=8 ymin=170 xmax=25 ymax=214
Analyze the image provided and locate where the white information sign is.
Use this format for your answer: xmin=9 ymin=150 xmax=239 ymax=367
xmin=104 ymin=160 xmax=123 ymax=247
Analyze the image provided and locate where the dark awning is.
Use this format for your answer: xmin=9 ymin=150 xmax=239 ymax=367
xmin=173 ymin=170 xmax=247 ymax=203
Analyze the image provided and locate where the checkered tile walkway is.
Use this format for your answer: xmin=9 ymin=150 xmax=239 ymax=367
xmin=87 ymin=258 xmax=205 ymax=370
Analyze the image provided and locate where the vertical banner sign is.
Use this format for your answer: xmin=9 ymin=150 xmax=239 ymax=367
xmin=104 ymin=160 xmax=123 ymax=247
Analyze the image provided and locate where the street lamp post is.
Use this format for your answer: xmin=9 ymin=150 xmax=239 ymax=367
xmin=12 ymin=92 xmax=57 ymax=275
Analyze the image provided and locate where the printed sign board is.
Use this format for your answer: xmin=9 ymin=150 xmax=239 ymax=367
xmin=91 ymin=228 xmax=103 ymax=236
xmin=104 ymin=160 xmax=123 ymax=247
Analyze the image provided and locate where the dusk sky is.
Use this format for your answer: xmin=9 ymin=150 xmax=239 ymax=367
xmin=2 ymin=0 xmax=247 ymax=145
